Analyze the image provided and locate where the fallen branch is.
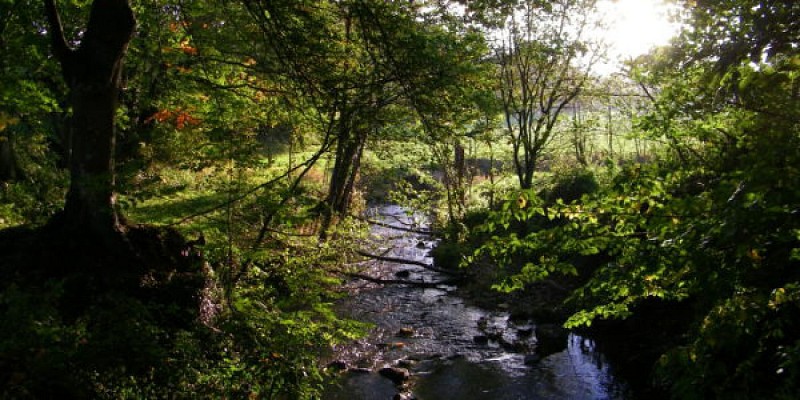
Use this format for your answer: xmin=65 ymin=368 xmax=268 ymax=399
xmin=385 ymin=213 xmax=422 ymax=227
xmin=342 ymin=272 xmax=460 ymax=288
xmin=351 ymin=215 xmax=433 ymax=236
xmin=355 ymin=250 xmax=459 ymax=276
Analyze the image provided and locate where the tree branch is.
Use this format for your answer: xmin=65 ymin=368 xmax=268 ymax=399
xmin=166 ymin=141 xmax=330 ymax=228
xmin=43 ymin=0 xmax=72 ymax=70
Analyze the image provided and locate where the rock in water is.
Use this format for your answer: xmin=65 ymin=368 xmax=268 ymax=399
xmin=398 ymin=327 xmax=415 ymax=337
xmin=395 ymin=269 xmax=411 ymax=278
xmin=473 ymin=335 xmax=489 ymax=345
xmin=379 ymin=367 xmax=410 ymax=385
xmin=397 ymin=358 xmax=417 ymax=368
xmin=326 ymin=360 xmax=348 ymax=371
xmin=517 ymin=327 xmax=534 ymax=337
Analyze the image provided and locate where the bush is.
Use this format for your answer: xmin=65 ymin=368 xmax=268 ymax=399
xmin=544 ymin=168 xmax=599 ymax=204
xmin=431 ymin=241 xmax=466 ymax=271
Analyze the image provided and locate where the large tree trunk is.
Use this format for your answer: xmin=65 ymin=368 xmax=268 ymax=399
xmin=45 ymin=0 xmax=135 ymax=236
xmin=326 ymin=125 xmax=368 ymax=215
xmin=320 ymin=123 xmax=368 ymax=238
xmin=513 ymin=145 xmax=536 ymax=190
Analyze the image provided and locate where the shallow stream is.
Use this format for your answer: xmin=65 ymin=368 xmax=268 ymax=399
xmin=323 ymin=205 xmax=631 ymax=400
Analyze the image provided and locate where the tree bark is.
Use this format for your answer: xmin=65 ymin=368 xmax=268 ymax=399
xmin=0 ymin=130 xmax=19 ymax=182
xmin=44 ymin=0 xmax=135 ymax=236
xmin=320 ymin=121 xmax=368 ymax=238
xmin=326 ymin=127 xmax=368 ymax=215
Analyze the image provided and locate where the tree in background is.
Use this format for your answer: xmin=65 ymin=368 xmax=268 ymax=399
xmin=243 ymin=0 xmax=490 ymax=235
xmin=495 ymin=0 xmax=603 ymax=189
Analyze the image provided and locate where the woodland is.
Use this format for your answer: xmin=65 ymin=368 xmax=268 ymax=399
xmin=0 ymin=0 xmax=798 ymax=399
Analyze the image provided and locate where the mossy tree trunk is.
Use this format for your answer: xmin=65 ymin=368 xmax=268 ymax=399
xmin=44 ymin=0 xmax=135 ymax=237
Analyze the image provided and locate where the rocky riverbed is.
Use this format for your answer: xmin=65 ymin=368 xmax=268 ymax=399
xmin=323 ymin=205 xmax=631 ymax=400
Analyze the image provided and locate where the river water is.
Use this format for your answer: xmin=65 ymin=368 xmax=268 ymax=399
xmin=323 ymin=205 xmax=631 ymax=400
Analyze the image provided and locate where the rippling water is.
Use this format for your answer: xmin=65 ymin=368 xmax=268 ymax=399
xmin=323 ymin=205 xmax=631 ymax=400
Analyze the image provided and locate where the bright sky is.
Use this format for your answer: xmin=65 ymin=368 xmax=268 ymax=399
xmin=594 ymin=0 xmax=683 ymax=74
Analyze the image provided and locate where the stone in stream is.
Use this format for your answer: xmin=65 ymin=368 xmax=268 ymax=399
xmin=500 ymin=339 xmax=531 ymax=353
xmin=395 ymin=270 xmax=411 ymax=278
xmin=397 ymin=358 xmax=417 ymax=368
xmin=394 ymin=392 xmax=417 ymax=400
xmin=353 ymin=358 xmax=374 ymax=369
xmin=379 ymin=366 xmax=410 ymax=385
xmin=516 ymin=327 xmax=534 ymax=337
xmin=397 ymin=327 xmax=415 ymax=337
xmin=485 ymin=329 xmax=504 ymax=342
xmin=473 ymin=335 xmax=489 ymax=345
xmin=326 ymin=360 xmax=348 ymax=371
xmin=416 ymin=240 xmax=427 ymax=249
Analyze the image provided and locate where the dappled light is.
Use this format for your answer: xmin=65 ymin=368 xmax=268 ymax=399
xmin=1 ymin=0 xmax=798 ymax=398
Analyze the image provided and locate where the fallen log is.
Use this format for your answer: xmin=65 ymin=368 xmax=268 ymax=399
xmin=342 ymin=272 xmax=460 ymax=288
xmin=355 ymin=250 xmax=460 ymax=276
xmin=351 ymin=215 xmax=434 ymax=236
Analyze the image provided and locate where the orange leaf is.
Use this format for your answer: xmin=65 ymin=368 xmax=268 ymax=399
xmin=181 ymin=46 xmax=198 ymax=56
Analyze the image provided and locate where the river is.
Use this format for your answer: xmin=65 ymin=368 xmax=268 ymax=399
xmin=323 ymin=205 xmax=631 ymax=400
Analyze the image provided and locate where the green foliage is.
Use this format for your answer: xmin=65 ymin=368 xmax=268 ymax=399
xmin=431 ymin=241 xmax=467 ymax=271
xmin=192 ymin=264 xmax=366 ymax=398
xmin=0 ymin=239 xmax=367 ymax=399
xmin=473 ymin=139 xmax=800 ymax=396
xmin=543 ymin=168 xmax=599 ymax=204
xmin=468 ymin=1 xmax=800 ymax=395
xmin=8 ymin=0 xmax=800 ymax=398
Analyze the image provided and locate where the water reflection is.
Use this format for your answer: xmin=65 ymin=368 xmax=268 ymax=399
xmin=415 ymin=337 xmax=629 ymax=400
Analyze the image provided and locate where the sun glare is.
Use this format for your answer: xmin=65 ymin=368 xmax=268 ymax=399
xmin=596 ymin=0 xmax=682 ymax=73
